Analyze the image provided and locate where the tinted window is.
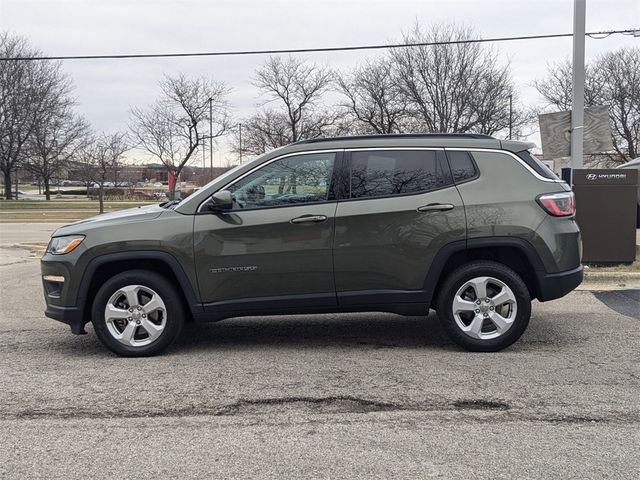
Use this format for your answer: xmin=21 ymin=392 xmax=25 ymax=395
xmin=350 ymin=150 xmax=449 ymax=199
xmin=227 ymin=152 xmax=335 ymax=209
xmin=516 ymin=150 xmax=558 ymax=180
xmin=447 ymin=151 xmax=478 ymax=183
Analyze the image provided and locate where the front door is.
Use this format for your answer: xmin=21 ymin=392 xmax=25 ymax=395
xmin=194 ymin=151 xmax=340 ymax=309
xmin=333 ymin=148 xmax=466 ymax=305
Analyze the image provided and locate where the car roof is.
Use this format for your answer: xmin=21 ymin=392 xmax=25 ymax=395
xmin=175 ymin=133 xmax=535 ymax=215
xmin=279 ymin=133 xmax=534 ymax=154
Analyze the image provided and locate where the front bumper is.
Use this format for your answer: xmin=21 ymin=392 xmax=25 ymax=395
xmin=536 ymin=265 xmax=584 ymax=302
xmin=44 ymin=304 xmax=87 ymax=334
xmin=41 ymin=250 xmax=88 ymax=334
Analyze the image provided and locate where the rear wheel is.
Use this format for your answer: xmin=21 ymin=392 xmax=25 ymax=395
xmin=436 ymin=261 xmax=531 ymax=352
xmin=91 ymin=270 xmax=184 ymax=357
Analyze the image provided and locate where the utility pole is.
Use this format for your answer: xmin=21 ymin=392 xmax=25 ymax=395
xmin=209 ymin=97 xmax=213 ymax=179
xmin=571 ymin=0 xmax=586 ymax=171
xmin=238 ymin=123 xmax=243 ymax=164
xmin=202 ymin=133 xmax=206 ymax=170
xmin=508 ymin=94 xmax=513 ymax=140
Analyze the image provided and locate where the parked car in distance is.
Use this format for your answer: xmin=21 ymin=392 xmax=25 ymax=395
xmin=41 ymin=133 xmax=582 ymax=356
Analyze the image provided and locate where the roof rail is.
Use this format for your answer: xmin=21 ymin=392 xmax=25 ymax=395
xmin=293 ymin=133 xmax=495 ymax=145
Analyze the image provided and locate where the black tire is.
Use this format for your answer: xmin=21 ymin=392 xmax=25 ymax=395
xmin=436 ymin=260 xmax=531 ymax=352
xmin=91 ymin=270 xmax=184 ymax=357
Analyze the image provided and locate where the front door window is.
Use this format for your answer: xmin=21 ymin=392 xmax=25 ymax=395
xmin=227 ymin=152 xmax=336 ymax=210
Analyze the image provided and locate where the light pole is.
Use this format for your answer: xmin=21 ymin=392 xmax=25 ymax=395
xmin=209 ymin=97 xmax=213 ymax=179
xmin=202 ymin=132 xmax=206 ymax=170
xmin=238 ymin=123 xmax=243 ymax=164
xmin=508 ymin=94 xmax=513 ymax=140
xmin=570 ymin=0 xmax=586 ymax=171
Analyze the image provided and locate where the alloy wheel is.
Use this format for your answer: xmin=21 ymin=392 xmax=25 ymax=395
xmin=451 ymin=276 xmax=518 ymax=340
xmin=104 ymin=284 xmax=167 ymax=347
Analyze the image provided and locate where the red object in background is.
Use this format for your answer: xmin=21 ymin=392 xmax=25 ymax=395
xmin=168 ymin=169 xmax=176 ymax=192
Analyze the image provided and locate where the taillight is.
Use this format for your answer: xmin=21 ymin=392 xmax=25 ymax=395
xmin=536 ymin=192 xmax=575 ymax=217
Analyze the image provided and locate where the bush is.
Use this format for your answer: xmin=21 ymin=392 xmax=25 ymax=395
xmin=58 ymin=188 xmax=88 ymax=195
xmin=86 ymin=187 xmax=154 ymax=201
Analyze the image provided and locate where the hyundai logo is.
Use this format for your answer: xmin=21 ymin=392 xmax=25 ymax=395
xmin=586 ymin=173 xmax=598 ymax=180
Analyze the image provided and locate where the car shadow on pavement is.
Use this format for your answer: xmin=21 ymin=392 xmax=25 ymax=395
xmin=46 ymin=310 xmax=574 ymax=357
xmin=172 ymin=311 xmax=455 ymax=353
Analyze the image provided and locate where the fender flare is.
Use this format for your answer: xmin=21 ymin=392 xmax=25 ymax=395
xmin=76 ymin=250 xmax=203 ymax=321
xmin=423 ymin=237 xmax=547 ymax=302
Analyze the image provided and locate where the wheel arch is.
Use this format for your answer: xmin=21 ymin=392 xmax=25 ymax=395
xmin=78 ymin=251 xmax=202 ymax=326
xmin=425 ymin=237 xmax=546 ymax=306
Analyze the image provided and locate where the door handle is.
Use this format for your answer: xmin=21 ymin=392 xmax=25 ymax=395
xmin=290 ymin=214 xmax=328 ymax=224
xmin=417 ymin=203 xmax=455 ymax=212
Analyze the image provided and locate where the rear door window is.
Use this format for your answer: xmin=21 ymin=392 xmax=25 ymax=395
xmin=349 ymin=150 xmax=451 ymax=199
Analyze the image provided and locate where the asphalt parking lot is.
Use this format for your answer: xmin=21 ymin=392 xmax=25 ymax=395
xmin=0 ymin=223 xmax=639 ymax=479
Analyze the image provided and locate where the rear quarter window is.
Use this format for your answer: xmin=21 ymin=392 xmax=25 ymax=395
xmin=515 ymin=151 xmax=559 ymax=180
xmin=446 ymin=151 xmax=478 ymax=183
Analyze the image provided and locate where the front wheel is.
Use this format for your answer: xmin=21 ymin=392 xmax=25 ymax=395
xmin=91 ymin=270 xmax=184 ymax=357
xmin=436 ymin=261 xmax=531 ymax=352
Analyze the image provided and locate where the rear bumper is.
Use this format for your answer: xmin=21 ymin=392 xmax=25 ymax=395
xmin=536 ymin=265 xmax=583 ymax=302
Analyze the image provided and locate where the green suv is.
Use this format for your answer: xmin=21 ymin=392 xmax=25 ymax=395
xmin=41 ymin=134 xmax=582 ymax=356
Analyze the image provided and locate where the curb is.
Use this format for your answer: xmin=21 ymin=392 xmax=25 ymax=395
xmin=583 ymin=271 xmax=640 ymax=282
xmin=580 ymin=270 xmax=640 ymax=290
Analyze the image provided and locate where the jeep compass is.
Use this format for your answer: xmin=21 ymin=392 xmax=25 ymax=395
xmin=41 ymin=134 xmax=582 ymax=356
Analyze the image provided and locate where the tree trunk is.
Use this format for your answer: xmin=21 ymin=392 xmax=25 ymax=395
xmin=44 ymin=178 xmax=51 ymax=201
xmin=4 ymin=172 xmax=12 ymax=200
xmin=98 ymin=186 xmax=104 ymax=213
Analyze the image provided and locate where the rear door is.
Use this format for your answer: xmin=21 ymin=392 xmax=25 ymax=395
xmin=333 ymin=148 xmax=466 ymax=306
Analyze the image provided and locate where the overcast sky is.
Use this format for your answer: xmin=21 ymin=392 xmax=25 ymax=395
xmin=2 ymin=0 xmax=638 ymax=165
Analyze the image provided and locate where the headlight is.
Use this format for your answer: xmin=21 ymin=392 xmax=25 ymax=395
xmin=47 ymin=235 xmax=85 ymax=255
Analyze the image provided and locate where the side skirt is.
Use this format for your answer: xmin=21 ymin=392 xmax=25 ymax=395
xmin=196 ymin=291 xmax=430 ymax=322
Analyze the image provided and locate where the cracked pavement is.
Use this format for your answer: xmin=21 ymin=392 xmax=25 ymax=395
xmin=0 ymin=224 xmax=639 ymax=479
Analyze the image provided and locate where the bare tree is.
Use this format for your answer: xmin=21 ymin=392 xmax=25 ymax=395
xmin=27 ymin=107 xmax=89 ymax=200
xmin=473 ymin=74 xmax=532 ymax=138
xmin=130 ymin=73 xmax=229 ymax=199
xmin=236 ymin=110 xmax=291 ymax=156
xmin=236 ymin=56 xmax=335 ymax=157
xmin=83 ymin=133 xmax=129 ymax=213
xmin=336 ymin=57 xmax=408 ymax=134
xmin=391 ymin=23 xmax=522 ymax=137
xmin=533 ymin=61 xmax=604 ymax=112
xmin=73 ymin=142 xmax=98 ymax=193
xmin=535 ymin=47 xmax=639 ymax=161
xmin=254 ymin=56 xmax=334 ymax=141
xmin=0 ymin=33 xmax=74 ymax=199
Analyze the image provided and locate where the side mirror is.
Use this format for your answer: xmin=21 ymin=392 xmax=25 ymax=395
xmin=208 ymin=190 xmax=233 ymax=212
